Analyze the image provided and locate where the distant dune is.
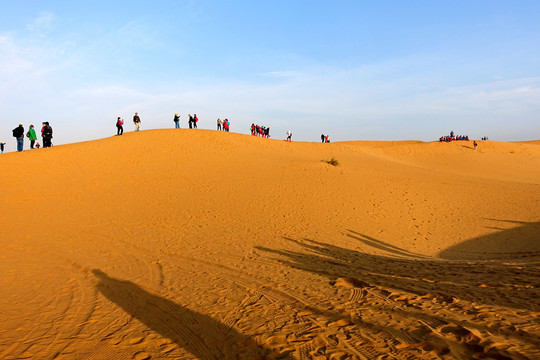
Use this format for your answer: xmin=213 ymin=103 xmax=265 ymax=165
xmin=1 ymin=130 xmax=539 ymax=359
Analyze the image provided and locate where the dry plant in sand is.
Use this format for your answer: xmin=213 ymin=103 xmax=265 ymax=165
xmin=322 ymin=157 xmax=339 ymax=166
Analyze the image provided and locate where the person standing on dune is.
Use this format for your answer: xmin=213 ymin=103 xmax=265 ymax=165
xmin=116 ymin=117 xmax=124 ymax=136
xmin=0 ymin=141 xmax=5 ymax=153
xmin=321 ymin=134 xmax=325 ymax=143
xmin=13 ymin=123 xmax=24 ymax=152
xmin=174 ymin=113 xmax=180 ymax=128
xmin=42 ymin=122 xmax=53 ymax=148
xmin=286 ymin=130 xmax=292 ymax=142
xmin=193 ymin=114 xmax=198 ymax=129
xmin=133 ymin=112 xmax=141 ymax=132
xmin=27 ymin=125 xmax=37 ymax=149
xmin=217 ymin=118 xmax=222 ymax=131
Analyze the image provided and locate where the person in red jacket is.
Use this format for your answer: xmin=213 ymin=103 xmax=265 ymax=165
xmin=116 ymin=117 xmax=124 ymax=135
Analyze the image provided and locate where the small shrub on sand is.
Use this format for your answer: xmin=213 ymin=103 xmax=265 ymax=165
xmin=322 ymin=157 xmax=339 ymax=166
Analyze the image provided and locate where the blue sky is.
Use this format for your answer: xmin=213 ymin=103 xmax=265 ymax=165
xmin=1 ymin=0 xmax=539 ymax=147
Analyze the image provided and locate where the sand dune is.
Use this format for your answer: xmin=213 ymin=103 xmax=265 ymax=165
xmin=0 ymin=130 xmax=539 ymax=359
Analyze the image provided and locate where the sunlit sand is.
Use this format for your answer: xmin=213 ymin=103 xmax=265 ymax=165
xmin=1 ymin=129 xmax=539 ymax=359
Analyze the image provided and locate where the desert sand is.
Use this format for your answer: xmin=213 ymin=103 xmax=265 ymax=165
xmin=0 ymin=129 xmax=539 ymax=359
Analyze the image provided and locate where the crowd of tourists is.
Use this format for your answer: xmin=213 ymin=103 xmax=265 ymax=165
xmin=250 ymin=124 xmax=270 ymax=138
xmin=439 ymin=131 xmax=469 ymax=142
xmin=1 ymin=110 xmax=338 ymax=153
xmin=4 ymin=122 xmax=53 ymax=152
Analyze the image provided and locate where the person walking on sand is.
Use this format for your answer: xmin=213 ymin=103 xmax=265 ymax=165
xmin=217 ymin=118 xmax=222 ymax=131
xmin=188 ymin=114 xmax=193 ymax=129
xmin=321 ymin=134 xmax=325 ymax=143
xmin=116 ymin=117 xmax=124 ymax=136
xmin=174 ymin=113 xmax=180 ymax=129
xmin=193 ymin=114 xmax=198 ymax=129
xmin=42 ymin=122 xmax=53 ymax=148
xmin=0 ymin=141 xmax=5 ymax=153
xmin=133 ymin=112 xmax=141 ymax=132
xmin=13 ymin=123 xmax=25 ymax=152
xmin=473 ymin=140 xmax=477 ymax=150
xmin=27 ymin=125 xmax=37 ymax=149
xmin=286 ymin=130 xmax=292 ymax=142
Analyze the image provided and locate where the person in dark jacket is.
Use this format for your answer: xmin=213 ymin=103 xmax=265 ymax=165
xmin=42 ymin=122 xmax=53 ymax=148
xmin=13 ymin=124 xmax=24 ymax=152
xmin=133 ymin=112 xmax=141 ymax=131
xmin=174 ymin=113 xmax=180 ymax=129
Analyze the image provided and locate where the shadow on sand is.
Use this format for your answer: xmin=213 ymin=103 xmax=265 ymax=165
xmin=92 ymin=269 xmax=280 ymax=360
xmin=255 ymin=229 xmax=540 ymax=312
xmin=439 ymin=219 xmax=540 ymax=260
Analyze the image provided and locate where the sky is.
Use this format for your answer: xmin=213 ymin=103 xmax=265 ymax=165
xmin=1 ymin=0 xmax=539 ymax=149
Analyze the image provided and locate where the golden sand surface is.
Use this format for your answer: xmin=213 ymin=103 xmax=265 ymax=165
xmin=0 ymin=130 xmax=539 ymax=359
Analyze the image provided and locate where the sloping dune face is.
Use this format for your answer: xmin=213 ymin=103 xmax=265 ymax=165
xmin=0 ymin=130 xmax=539 ymax=359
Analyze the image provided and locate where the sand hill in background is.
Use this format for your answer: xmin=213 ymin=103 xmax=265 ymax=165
xmin=0 ymin=130 xmax=539 ymax=359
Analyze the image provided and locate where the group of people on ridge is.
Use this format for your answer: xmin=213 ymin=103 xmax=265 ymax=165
xmin=251 ymin=124 xmax=270 ymax=138
xmin=2 ymin=113 xmax=337 ymax=153
xmin=188 ymin=114 xmax=198 ymax=129
xmin=116 ymin=112 xmax=141 ymax=135
xmin=8 ymin=122 xmax=53 ymax=152
xmin=217 ymin=118 xmax=230 ymax=132
xmin=439 ymin=131 xmax=469 ymax=142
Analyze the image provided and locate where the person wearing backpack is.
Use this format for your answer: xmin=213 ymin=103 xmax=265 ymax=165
xmin=286 ymin=130 xmax=292 ymax=142
xmin=116 ymin=117 xmax=124 ymax=136
xmin=27 ymin=125 xmax=37 ymax=149
xmin=13 ymin=123 xmax=24 ymax=152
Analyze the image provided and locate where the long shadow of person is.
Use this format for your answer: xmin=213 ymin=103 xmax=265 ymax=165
xmin=92 ymin=269 xmax=280 ymax=360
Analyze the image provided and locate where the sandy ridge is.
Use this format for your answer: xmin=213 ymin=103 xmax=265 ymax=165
xmin=0 ymin=130 xmax=539 ymax=359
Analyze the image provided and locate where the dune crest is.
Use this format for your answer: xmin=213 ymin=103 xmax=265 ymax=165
xmin=1 ymin=130 xmax=539 ymax=359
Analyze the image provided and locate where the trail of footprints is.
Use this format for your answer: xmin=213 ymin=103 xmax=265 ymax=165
xmin=4 ymin=236 xmax=537 ymax=360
